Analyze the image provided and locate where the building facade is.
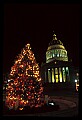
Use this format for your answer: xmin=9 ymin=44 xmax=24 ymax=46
xmin=41 ymin=33 xmax=72 ymax=83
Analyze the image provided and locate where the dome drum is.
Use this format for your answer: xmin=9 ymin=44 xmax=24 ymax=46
xmin=46 ymin=57 xmax=68 ymax=63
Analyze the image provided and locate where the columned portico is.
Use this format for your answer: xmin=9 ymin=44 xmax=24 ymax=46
xmin=43 ymin=65 xmax=70 ymax=83
xmin=41 ymin=33 xmax=71 ymax=83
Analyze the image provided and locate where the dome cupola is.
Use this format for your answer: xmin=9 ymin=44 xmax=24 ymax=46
xmin=49 ymin=34 xmax=63 ymax=46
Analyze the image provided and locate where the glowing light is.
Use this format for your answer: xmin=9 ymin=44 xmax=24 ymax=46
xmin=48 ymin=69 xmax=50 ymax=71
xmin=75 ymin=79 xmax=77 ymax=83
xmin=76 ymin=82 xmax=79 ymax=91
xmin=38 ymin=78 xmax=41 ymax=81
xmin=19 ymin=108 xmax=23 ymax=110
xmin=76 ymin=73 xmax=79 ymax=76
xmin=15 ymin=61 xmax=18 ymax=64
xmin=8 ymin=79 xmax=11 ymax=82
xmin=49 ymin=102 xmax=54 ymax=105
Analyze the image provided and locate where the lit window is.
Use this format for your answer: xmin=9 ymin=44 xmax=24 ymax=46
xmin=66 ymin=67 xmax=68 ymax=71
xmin=62 ymin=67 xmax=64 ymax=71
xmin=57 ymin=54 xmax=59 ymax=57
xmin=48 ymin=69 xmax=50 ymax=71
xmin=53 ymin=54 xmax=55 ymax=57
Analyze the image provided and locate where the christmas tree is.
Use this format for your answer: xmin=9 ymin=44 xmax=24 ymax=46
xmin=5 ymin=43 xmax=44 ymax=110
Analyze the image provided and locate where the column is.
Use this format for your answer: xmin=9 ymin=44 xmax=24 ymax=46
xmin=51 ymin=68 xmax=52 ymax=83
xmin=65 ymin=67 xmax=67 ymax=82
xmin=54 ymin=68 xmax=56 ymax=83
xmin=66 ymin=67 xmax=70 ymax=82
xmin=61 ymin=67 xmax=64 ymax=82
xmin=59 ymin=67 xmax=62 ymax=82
xmin=48 ymin=68 xmax=51 ymax=83
xmin=62 ymin=67 xmax=66 ymax=82
xmin=52 ymin=68 xmax=54 ymax=83
xmin=58 ymin=68 xmax=60 ymax=82
xmin=55 ymin=68 xmax=58 ymax=83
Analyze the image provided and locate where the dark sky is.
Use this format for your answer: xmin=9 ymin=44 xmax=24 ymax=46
xmin=3 ymin=4 xmax=80 ymax=74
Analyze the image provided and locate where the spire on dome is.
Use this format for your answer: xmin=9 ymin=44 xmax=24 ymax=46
xmin=53 ymin=31 xmax=57 ymax=40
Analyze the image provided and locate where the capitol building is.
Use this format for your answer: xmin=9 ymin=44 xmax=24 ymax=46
xmin=41 ymin=33 xmax=72 ymax=83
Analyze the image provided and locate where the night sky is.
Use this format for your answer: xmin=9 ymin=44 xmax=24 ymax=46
xmin=3 ymin=4 xmax=80 ymax=74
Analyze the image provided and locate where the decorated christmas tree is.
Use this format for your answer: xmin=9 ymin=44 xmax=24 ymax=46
xmin=5 ymin=43 xmax=44 ymax=110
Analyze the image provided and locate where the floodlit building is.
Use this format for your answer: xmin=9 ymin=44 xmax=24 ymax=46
xmin=41 ymin=33 xmax=72 ymax=83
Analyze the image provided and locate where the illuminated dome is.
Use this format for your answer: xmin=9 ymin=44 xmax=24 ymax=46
xmin=46 ymin=33 xmax=68 ymax=63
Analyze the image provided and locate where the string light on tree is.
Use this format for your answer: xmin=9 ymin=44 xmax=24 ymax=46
xmin=6 ymin=43 xmax=44 ymax=110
